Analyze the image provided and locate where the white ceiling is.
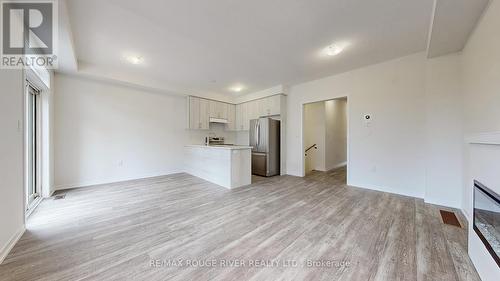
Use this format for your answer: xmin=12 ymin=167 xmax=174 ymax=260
xmin=63 ymin=0 xmax=435 ymax=96
xmin=427 ymin=0 xmax=490 ymax=58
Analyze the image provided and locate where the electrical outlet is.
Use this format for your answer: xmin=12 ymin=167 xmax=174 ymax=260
xmin=118 ymin=160 xmax=124 ymax=167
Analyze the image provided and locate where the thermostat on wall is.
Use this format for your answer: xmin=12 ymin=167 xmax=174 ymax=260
xmin=363 ymin=114 xmax=372 ymax=127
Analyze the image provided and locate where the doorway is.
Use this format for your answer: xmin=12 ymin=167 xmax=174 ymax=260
xmin=25 ymin=81 xmax=41 ymax=211
xmin=303 ymin=97 xmax=348 ymax=181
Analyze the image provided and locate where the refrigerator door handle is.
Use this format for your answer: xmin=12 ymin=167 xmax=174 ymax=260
xmin=254 ymin=121 xmax=258 ymax=147
xmin=256 ymin=120 xmax=260 ymax=149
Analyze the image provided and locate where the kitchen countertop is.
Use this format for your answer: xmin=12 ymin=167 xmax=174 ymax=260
xmin=185 ymin=144 xmax=253 ymax=150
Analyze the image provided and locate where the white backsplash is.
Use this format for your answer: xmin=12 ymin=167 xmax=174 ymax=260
xmin=236 ymin=131 xmax=250 ymax=146
xmin=187 ymin=123 xmax=236 ymax=145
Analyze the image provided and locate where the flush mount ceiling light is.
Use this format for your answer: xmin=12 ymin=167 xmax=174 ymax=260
xmin=229 ymin=85 xmax=245 ymax=93
xmin=126 ymin=55 xmax=144 ymax=65
xmin=324 ymin=44 xmax=343 ymax=56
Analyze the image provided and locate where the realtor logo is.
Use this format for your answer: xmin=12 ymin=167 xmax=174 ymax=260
xmin=1 ymin=0 xmax=58 ymax=69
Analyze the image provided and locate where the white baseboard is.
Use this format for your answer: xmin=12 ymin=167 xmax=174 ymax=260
xmin=350 ymin=182 xmax=464 ymax=210
xmin=25 ymin=197 xmax=43 ymax=218
xmin=0 ymin=226 xmax=25 ymax=264
xmin=54 ymin=170 xmax=183 ymax=191
xmin=461 ymin=208 xmax=471 ymax=223
xmin=327 ymin=162 xmax=347 ymax=171
xmin=423 ymin=197 xmax=461 ymax=209
xmin=348 ymin=181 xmax=424 ymax=200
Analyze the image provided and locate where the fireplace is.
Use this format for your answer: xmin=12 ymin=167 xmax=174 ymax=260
xmin=473 ymin=180 xmax=500 ymax=267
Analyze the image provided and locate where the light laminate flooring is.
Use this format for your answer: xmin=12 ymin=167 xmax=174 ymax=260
xmin=0 ymin=168 xmax=481 ymax=281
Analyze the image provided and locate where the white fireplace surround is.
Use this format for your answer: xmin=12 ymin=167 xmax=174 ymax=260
xmin=466 ymin=131 xmax=500 ymax=281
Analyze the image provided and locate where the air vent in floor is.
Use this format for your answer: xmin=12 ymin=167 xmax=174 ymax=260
xmin=53 ymin=194 xmax=66 ymax=200
xmin=439 ymin=210 xmax=461 ymax=228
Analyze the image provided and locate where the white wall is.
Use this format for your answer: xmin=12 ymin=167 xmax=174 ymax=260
xmin=325 ymin=99 xmax=347 ymax=170
xmin=461 ymin=0 xmax=500 ymax=218
xmin=460 ymin=1 xmax=500 ymax=280
xmin=235 ymin=131 xmax=249 ymax=146
xmin=424 ymin=54 xmax=463 ymax=208
xmin=461 ymin=0 xmax=500 ymax=216
xmin=234 ymin=85 xmax=284 ymax=104
xmin=462 ymin=3 xmax=500 ymax=135
xmin=0 ymin=69 xmax=25 ymax=263
xmin=286 ymin=51 xmax=468 ymax=204
xmin=303 ymin=102 xmax=326 ymax=172
xmin=287 ymin=53 xmax=428 ymax=198
xmin=54 ymin=74 xmax=235 ymax=189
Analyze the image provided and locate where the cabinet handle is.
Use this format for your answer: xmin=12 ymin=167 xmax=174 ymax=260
xmin=198 ymin=122 xmax=201 ymax=129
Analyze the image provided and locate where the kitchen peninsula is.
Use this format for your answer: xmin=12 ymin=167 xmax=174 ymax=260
xmin=184 ymin=145 xmax=252 ymax=189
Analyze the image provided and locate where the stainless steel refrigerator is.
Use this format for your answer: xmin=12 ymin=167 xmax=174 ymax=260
xmin=249 ymin=118 xmax=280 ymax=177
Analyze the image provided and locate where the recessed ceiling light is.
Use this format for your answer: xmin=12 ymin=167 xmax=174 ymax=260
xmin=229 ymin=85 xmax=245 ymax=93
xmin=126 ymin=55 xmax=144 ymax=65
xmin=324 ymin=44 xmax=343 ymax=56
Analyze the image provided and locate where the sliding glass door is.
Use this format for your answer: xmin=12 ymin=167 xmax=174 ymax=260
xmin=26 ymin=82 xmax=41 ymax=209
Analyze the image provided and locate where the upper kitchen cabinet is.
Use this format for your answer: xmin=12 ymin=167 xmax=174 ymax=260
xmin=233 ymin=94 xmax=286 ymax=131
xmin=188 ymin=94 xmax=286 ymax=131
xmin=188 ymin=96 xmax=209 ymax=130
xmin=209 ymin=100 xmax=228 ymax=119
xmin=269 ymin=95 xmax=282 ymax=116
xmin=258 ymin=95 xmax=282 ymax=117
xmin=226 ymin=104 xmax=236 ymax=131
xmin=247 ymin=100 xmax=260 ymax=120
xmin=199 ymin=99 xmax=210 ymax=129
xmin=236 ymin=103 xmax=247 ymax=131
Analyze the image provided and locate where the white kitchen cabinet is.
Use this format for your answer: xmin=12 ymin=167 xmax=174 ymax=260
xmin=257 ymin=98 xmax=267 ymax=117
xmin=209 ymin=100 xmax=228 ymax=119
xmin=258 ymin=95 xmax=281 ymax=117
xmin=236 ymin=103 xmax=247 ymax=131
xmin=240 ymin=101 xmax=257 ymax=131
xmin=235 ymin=104 xmax=241 ymax=130
xmin=189 ymin=94 xmax=285 ymax=132
xmin=199 ymin=98 xmax=209 ymax=129
xmin=243 ymin=102 xmax=252 ymax=130
xmin=208 ymin=100 xmax=217 ymax=118
xmin=226 ymin=104 xmax=236 ymax=131
xmin=184 ymin=145 xmax=252 ymax=189
xmin=188 ymin=96 xmax=199 ymax=129
xmin=267 ymin=95 xmax=281 ymax=116
xmin=247 ymin=100 xmax=259 ymax=120
xmin=188 ymin=96 xmax=209 ymax=130
xmin=221 ymin=102 xmax=229 ymax=119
